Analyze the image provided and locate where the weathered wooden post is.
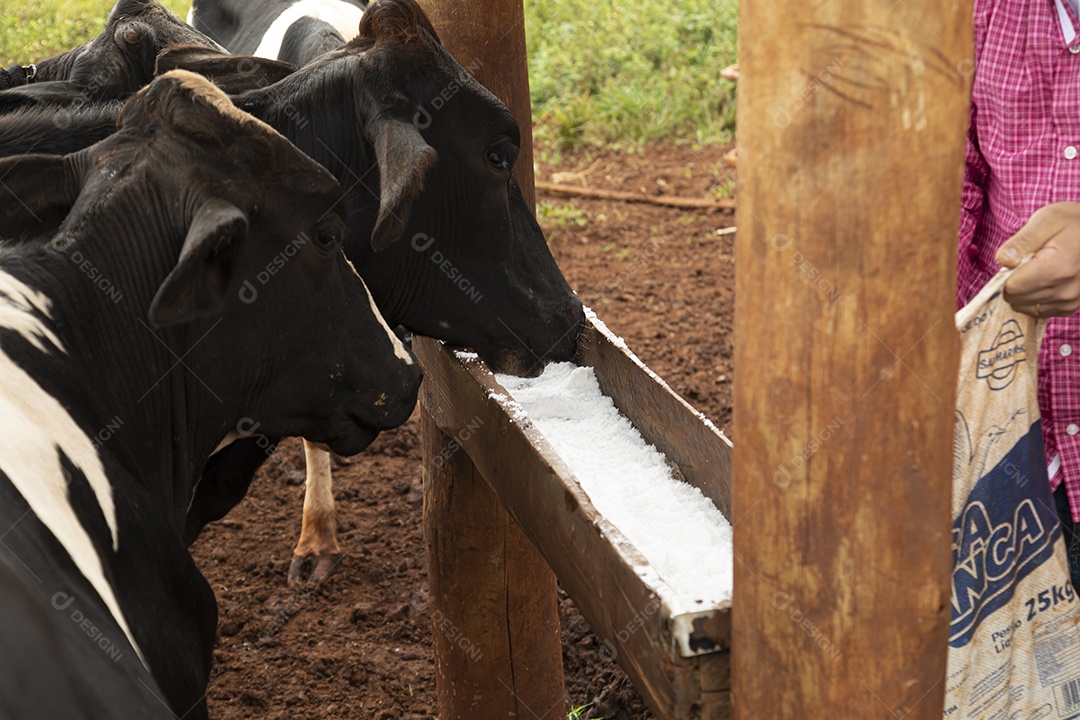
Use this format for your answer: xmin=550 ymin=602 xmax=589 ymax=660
xmin=733 ymin=2 xmax=971 ymax=718
xmin=415 ymin=1 xmax=566 ymax=718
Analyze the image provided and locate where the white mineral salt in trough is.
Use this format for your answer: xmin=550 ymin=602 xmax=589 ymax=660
xmin=494 ymin=362 xmax=734 ymax=613
xmin=415 ymin=308 xmax=733 ymax=717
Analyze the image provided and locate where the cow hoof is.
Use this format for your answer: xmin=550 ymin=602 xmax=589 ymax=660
xmin=287 ymin=553 xmax=342 ymax=586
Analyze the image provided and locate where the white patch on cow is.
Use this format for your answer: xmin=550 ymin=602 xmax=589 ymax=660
xmin=0 ymin=272 xmax=147 ymax=667
xmin=253 ymin=0 xmax=365 ymax=60
xmin=343 ymin=256 xmax=412 ymax=364
xmin=0 ymin=273 xmax=62 ymax=352
xmin=302 ymin=440 xmax=334 ymax=512
xmin=186 ymin=5 xmax=194 ymax=24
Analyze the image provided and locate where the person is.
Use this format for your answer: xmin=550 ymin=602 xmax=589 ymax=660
xmin=960 ymin=0 xmax=1080 ymax=588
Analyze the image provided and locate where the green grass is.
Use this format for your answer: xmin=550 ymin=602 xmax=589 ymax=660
xmin=537 ymin=201 xmax=589 ymax=230
xmin=568 ymin=703 xmax=601 ymax=720
xmin=2 ymin=0 xmax=737 ymax=151
xmin=1 ymin=0 xmax=190 ymax=64
xmin=526 ymin=0 xmax=738 ymax=151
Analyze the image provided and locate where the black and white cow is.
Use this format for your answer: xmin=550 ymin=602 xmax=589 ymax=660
xmin=187 ymin=0 xmax=585 ymax=583
xmin=2 ymin=0 xmax=585 ymax=584
xmin=0 ymin=0 xmax=295 ymax=110
xmin=0 ymin=70 xmax=419 ymax=718
xmin=190 ymin=0 xmax=366 ymax=66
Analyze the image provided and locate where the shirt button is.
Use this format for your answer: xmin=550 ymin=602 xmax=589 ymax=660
xmin=1069 ymin=423 xmax=1080 ymax=436
xmin=1071 ymin=44 xmax=1080 ymax=53
xmin=1063 ymin=344 xmax=1074 ymax=357
xmin=1066 ymin=146 xmax=1078 ymax=159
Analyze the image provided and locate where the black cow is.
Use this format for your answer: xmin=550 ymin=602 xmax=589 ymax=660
xmin=0 ymin=70 xmax=419 ymax=718
xmin=190 ymin=0 xmax=367 ymax=66
xmin=2 ymin=0 xmax=585 ymax=583
xmin=0 ymin=553 xmax=170 ymax=718
xmin=0 ymin=104 xmax=121 ymax=185
xmin=0 ymin=0 xmax=294 ymax=111
xmin=189 ymin=0 xmax=585 ymax=583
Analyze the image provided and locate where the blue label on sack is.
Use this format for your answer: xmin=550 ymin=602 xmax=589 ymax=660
xmin=950 ymin=421 xmax=1057 ymax=647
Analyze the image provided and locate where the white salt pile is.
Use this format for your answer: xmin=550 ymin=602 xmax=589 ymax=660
xmin=496 ymin=362 xmax=733 ymax=606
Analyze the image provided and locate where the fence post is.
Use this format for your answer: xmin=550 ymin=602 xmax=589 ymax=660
xmin=421 ymin=411 xmax=565 ymax=719
xmin=732 ymin=2 xmax=971 ymax=717
xmin=416 ymin=0 xmax=566 ymax=717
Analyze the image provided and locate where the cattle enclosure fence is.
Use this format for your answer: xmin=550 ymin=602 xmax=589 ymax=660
xmin=415 ymin=0 xmax=969 ymax=717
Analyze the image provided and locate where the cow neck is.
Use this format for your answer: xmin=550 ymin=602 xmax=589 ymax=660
xmin=359 ymin=219 xmax=431 ymax=331
xmin=0 ymin=102 xmax=123 ymax=159
xmin=34 ymin=41 xmax=87 ymax=82
xmin=6 ymin=187 xmax=247 ymax=530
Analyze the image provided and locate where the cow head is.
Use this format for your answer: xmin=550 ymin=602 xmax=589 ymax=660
xmin=228 ymin=0 xmax=583 ymax=377
xmin=0 ymin=0 xmax=227 ymax=111
xmin=0 ymin=70 xmax=419 ymax=456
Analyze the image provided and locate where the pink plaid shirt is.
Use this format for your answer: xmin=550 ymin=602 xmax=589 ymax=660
xmin=959 ymin=0 xmax=1080 ymax=520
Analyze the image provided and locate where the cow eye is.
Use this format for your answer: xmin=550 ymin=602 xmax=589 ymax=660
xmin=486 ymin=140 xmax=518 ymax=174
xmin=314 ymin=221 xmax=344 ymax=252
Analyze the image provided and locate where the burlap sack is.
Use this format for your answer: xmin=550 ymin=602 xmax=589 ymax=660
xmin=947 ymin=265 xmax=1080 ymax=718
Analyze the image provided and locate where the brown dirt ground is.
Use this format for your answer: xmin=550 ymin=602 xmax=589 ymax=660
xmin=191 ymin=142 xmax=735 ymax=720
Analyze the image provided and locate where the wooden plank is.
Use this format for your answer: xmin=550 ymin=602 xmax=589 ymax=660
xmin=732 ymin=1 xmax=969 ymax=718
xmin=577 ymin=311 xmax=733 ymax=517
xmin=416 ymin=336 xmax=731 ymax=719
xmin=414 ymin=0 xmax=564 ymax=716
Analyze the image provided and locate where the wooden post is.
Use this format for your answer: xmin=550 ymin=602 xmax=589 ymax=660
xmin=422 ymin=412 xmax=565 ymax=720
xmin=416 ymin=1 xmax=565 ymax=718
xmin=733 ymin=2 xmax=971 ymax=719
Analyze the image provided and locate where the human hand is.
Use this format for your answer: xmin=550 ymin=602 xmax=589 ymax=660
xmin=995 ymin=202 xmax=1080 ymax=317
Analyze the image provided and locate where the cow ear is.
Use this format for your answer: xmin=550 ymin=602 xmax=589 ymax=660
xmin=155 ymin=46 xmax=298 ymax=94
xmin=0 ymin=154 xmax=83 ymax=240
xmin=367 ymin=118 xmax=437 ymax=252
xmin=149 ymin=198 xmax=248 ymax=327
xmin=0 ymin=81 xmax=86 ymax=112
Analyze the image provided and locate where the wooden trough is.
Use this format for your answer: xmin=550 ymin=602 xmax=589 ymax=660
xmin=416 ymin=312 xmax=733 ymax=719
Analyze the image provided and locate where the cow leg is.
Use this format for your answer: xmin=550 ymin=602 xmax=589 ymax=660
xmin=288 ymin=440 xmax=342 ymax=585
